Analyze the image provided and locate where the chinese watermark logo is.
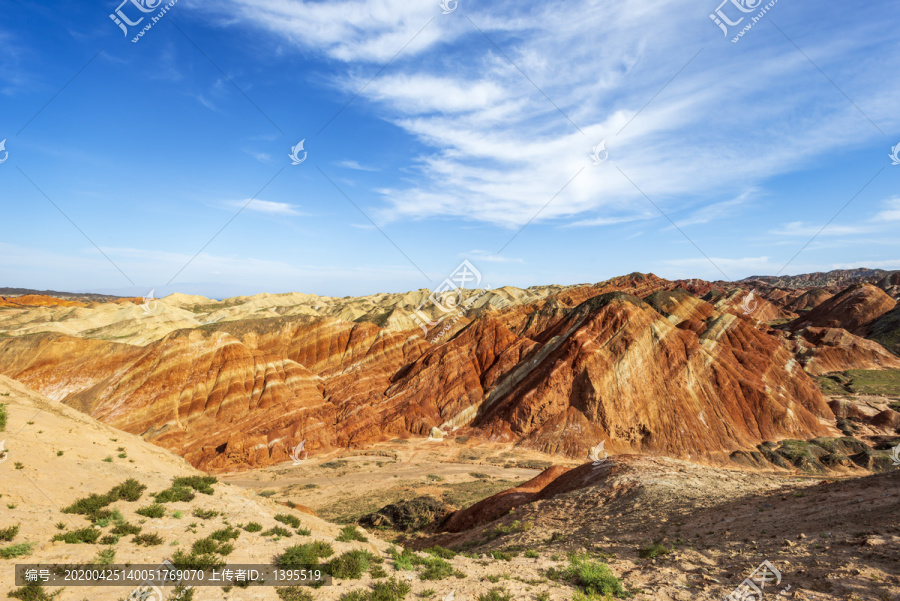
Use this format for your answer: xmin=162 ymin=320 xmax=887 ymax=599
xmin=0 ymin=440 xmax=8 ymax=465
xmin=588 ymin=441 xmax=608 ymax=466
xmin=710 ymin=0 xmax=779 ymax=43
xmin=140 ymin=290 xmax=159 ymax=315
xmin=740 ymin=290 xmax=759 ymax=316
xmin=409 ymin=260 xmax=482 ymax=340
xmin=590 ymin=140 xmax=609 ymax=165
xmin=110 ymin=0 xmax=179 ymax=43
xmin=289 ymin=140 xmax=308 ymax=165
xmin=439 ymin=0 xmax=458 ymax=14
xmin=443 ymin=591 xmax=455 ymax=601
xmin=891 ymin=443 xmax=899 ymax=467
xmin=725 ymin=559 xmax=791 ymax=601
xmin=890 ymin=143 xmax=900 ymax=166
xmin=0 ymin=139 xmax=8 ymax=165
xmin=289 ymin=440 xmax=308 ymax=466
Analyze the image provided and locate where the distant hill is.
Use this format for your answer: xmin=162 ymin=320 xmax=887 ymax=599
xmin=0 ymin=287 xmax=125 ymax=303
xmin=741 ymin=269 xmax=898 ymax=289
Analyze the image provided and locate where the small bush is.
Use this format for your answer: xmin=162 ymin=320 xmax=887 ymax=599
xmin=7 ymin=582 xmax=62 ymax=600
xmin=99 ymin=534 xmax=120 ymax=545
xmin=275 ymin=514 xmax=303 ymax=528
xmin=423 ymin=546 xmax=456 ymax=559
xmin=336 ymin=525 xmax=368 ymax=542
xmin=328 ymin=549 xmax=379 ymax=579
xmin=243 ymin=522 xmax=263 ymax=532
xmin=564 ymin=553 xmax=628 ymax=598
xmin=372 ymin=577 xmax=411 ymax=601
xmin=133 ymin=533 xmax=164 ymax=546
xmin=262 ymin=526 xmax=293 ymax=538
xmin=0 ymin=404 xmax=6 ymax=431
xmin=276 ymin=587 xmax=314 ymax=601
xmin=62 ymin=479 xmax=146 ymax=519
xmin=0 ymin=542 xmax=34 ymax=559
xmin=258 ymin=490 xmax=277 ymax=498
xmin=92 ymin=548 xmax=116 ymax=566
xmin=111 ymin=521 xmax=141 ymax=535
xmin=477 ymin=588 xmax=512 ymax=601
xmin=209 ymin=526 xmax=240 ymax=542
xmin=369 ymin=564 xmax=388 ymax=579
xmin=171 ymin=549 xmax=226 ymax=571
xmin=193 ymin=509 xmax=219 ymax=520
xmin=278 ymin=541 xmax=334 ymax=569
xmin=56 ymin=451 xmax=63 ymax=456
xmin=638 ymin=542 xmax=670 ymax=559
xmin=136 ymin=504 xmax=166 ymax=518
xmin=419 ymin=557 xmax=454 ymax=581
xmin=524 ymin=549 xmax=539 ymax=558
xmin=0 ymin=524 xmax=19 ymax=542
xmin=52 ymin=528 xmax=101 ymax=544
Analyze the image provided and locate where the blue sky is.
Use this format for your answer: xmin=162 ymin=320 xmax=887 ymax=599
xmin=1 ymin=0 xmax=899 ymax=299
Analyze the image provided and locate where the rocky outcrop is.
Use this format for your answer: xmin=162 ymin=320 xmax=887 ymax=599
xmin=788 ymin=327 xmax=900 ymax=375
xmin=788 ymin=284 xmax=896 ymax=336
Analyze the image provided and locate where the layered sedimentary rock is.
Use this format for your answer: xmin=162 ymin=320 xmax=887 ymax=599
xmin=0 ymin=273 xmax=868 ymax=472
xmin=789 ymin=284 xmax=896 ymax=336
xmin=787 ymin=327 xmax=900 ymax=375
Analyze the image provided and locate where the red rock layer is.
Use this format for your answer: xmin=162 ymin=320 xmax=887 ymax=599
xmin=787 ymin=327 xmax=900 ymax=375
xmin=789 ymin=284 xmax=896 ymax=336
xmin=0 ymin=294 xmax=88 ymax=308
xmin=0 ymin=275 xmax=844 ymax=471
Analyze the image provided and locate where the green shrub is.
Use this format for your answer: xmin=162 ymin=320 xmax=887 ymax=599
xmin=524 ymin=549 xmax=539 ymax=558
xmin=243 ymin=522 xmax=263 ymax=532
xmin=0 ymin=404 xmax=6 ymax=432
xmin=258 ymin=490 xmax=277 ymax=498
xmin=0 ymin=542 xmax=34 ymax=559
xmin=423 ymin=546 xmax=456 ymax=559
xmin=209 ymin=526 xmax=240 ymax=542
xmin=62 ymin=479 xmax=146 ymax=519
xmin=419 ymin=557 xmax=454 ymax=580
xmin=336 ymin=525 xmax=368 ymax=542
xmin=564 ymin=553 xmax=628 ymax=598
xmin=278 ymin=541 xmax=335 ymax=569
xmin=99 ymin=535 xmax=120 ymax=545
xmin=193 ymin=509 xmax=219 ymax=520
xmin=638 ymin=542 xmax=670 ymax=559
xmin=133 ymin=533 xmax=164 ymax=546
xmin=173 ymin=476 xmax=217 ymax=495
xmin=136 ymin=504 xmax=166 ymax=518
xmin=52 ymin=528 xmax=101 ymax=544
xmin=7 ymin=582 xmax=63 ymax=600
xmin=327 ymin=549 xmax=379 ymax=579
xmin=92 ymin=548 xmax=116 ymax=566
xmin=275 ymin=514 xmax=303 ymax=528
xmin=371 ymin=577 xmax=411 ymax=601
xmin=171 ymin=549 xmax=226 ymax=571
xmin=369 ymin=564 xmax=388 ymax=579
xmin=111 ymin=521 xmax=141 ymax=535
xmin=276 ymin=587 xmax=314 ymax=601
xmin=262 ymin=526 xmax=293 ymax=538
xmin=0 ymin=524 xmax=19 ymax=542
xmin=477 ymin=588 xmax=512 ymax=601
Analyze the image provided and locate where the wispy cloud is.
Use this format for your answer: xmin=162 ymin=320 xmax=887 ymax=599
xmin=874 ymin=197 xmax=900 ymax=222
xmin=227 ymin=199 xmax=305 ymax=216
xmin=770 ymin=221 xmax=875 ymax=237
xmin=211 ymin=0 xmax=900 ymax=231
xmin=337 ymin=160 xmax=379 ymax=172
xmin=466 ymin=250 xmax=523 ymax=264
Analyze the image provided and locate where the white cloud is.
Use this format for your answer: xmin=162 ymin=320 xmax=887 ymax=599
xmin=227 ymin=199 xmax=305 ymax=216
xmin=337 ymin=160 xmax=379 ymax=172
xmin=211 ymin=0 xmax=900 ymax=229
xmin=770 ymin=221 xmax=875 ymax=237
xmin=465 ymin=250 xmax=523 ymax=264
xmin=874 ymin=197 xmax=900 ymax=222
xmin=831 ymin=259 xmax=900 ymax=269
